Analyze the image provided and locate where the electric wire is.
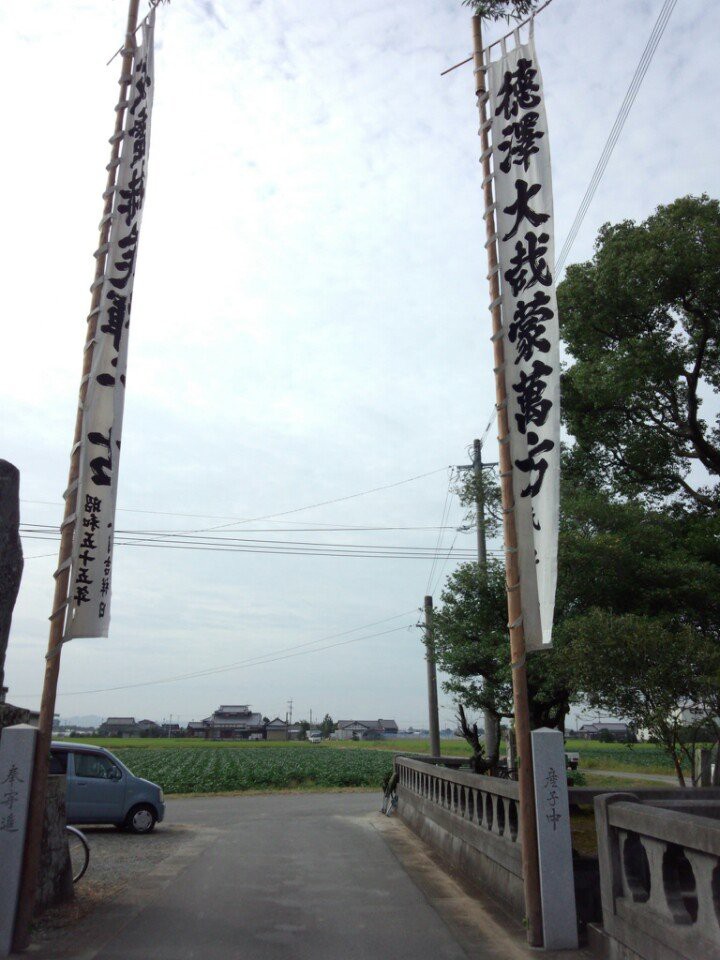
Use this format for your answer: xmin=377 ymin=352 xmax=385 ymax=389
xmin=191 ymin=466 xmax=451 ymax=534
xmin=20 ymin=532 xmax=492 ymax=561
xmin=425 ymin=470 xmax=454 ymax=594
xmin=555 ymin=0 xmax=677 ymax=273
xmin=19 ymin=522 xmax=483 ymax=558
xmin=19 ymin=465 xmax=449 ymax=534
xmin=17 ymin=619 xmax=416 ymax=699
xmin=430 ymin=529 xmax=461 ymax=598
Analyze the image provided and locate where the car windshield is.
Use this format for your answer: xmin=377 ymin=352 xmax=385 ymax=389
xmin=100 ymin=748 xmax=131 ymax=774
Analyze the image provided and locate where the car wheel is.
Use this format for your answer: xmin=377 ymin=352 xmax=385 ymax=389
xmin=125 ymin=804 xmax=157 ymax=834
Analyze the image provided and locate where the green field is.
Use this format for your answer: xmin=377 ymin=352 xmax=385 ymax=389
xmin=62 ymin=736 xmax=472 ymax=755
xmin=563 ymin=740 xmax=682 ymax=776
xmin=113 ymin=746 xmax=394 ymax=794
xmin=55 ymin=735 xmax=684 ymax=785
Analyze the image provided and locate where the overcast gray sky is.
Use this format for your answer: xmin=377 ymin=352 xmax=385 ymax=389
xmin=1 ymin=0 xmax=718 ymax=730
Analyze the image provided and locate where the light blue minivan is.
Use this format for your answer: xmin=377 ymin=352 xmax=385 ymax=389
xmin=50 ymin=741 xmax=165 ymax=834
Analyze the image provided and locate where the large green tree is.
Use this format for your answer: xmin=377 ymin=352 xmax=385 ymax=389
xmin=434 ymin=473 xmax=720 ymax=778
xmin=559 ymin=196 xmax=720 ymax=511
xmin=555 ymin=485 xmax=720 ymax=785
xmin=563 ymin=611 xmax=720 ymax=786
xmin=433 ymin=559 xmax=572 ymax=764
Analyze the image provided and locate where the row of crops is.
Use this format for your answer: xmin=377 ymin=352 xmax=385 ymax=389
xmin=114 ymin=746 xmax=395 ymax=794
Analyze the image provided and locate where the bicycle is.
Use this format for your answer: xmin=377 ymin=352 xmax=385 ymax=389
xmin=66 ymin=825 xmax=90 ymax=883
xmin=380 ymin=771 xmax=399 ymax=816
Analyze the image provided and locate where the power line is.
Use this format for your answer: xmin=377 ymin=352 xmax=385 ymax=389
xmin=19 ymin=523 xmax=482 ymax=561
xmin=17 ymin=616 xmax=416 ymax=699
xmin=20 ymin=534 xmax=483 ymax=561
xmin=191 ymin=466 xmax=451 ymax=533
xmin=425 ymin=470 xmax=454 ymax=594
xmin=555 ymin=0 xmax=677 ymax=273
xmin=479 ymin=402 xmax=497 ymax=448
xmin=19 ymin=465 xmax=449 ymax=533
xmin=21 ymin=510 xmax=452 ymax=533
xmin=430 ymin=529 xmax=461 ymax=598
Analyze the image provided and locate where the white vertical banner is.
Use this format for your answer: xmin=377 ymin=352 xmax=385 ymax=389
xmin=488 ymin=28 xmax=559 ymax=650
xmin=65 ymin=12 xmax=155 ymax=640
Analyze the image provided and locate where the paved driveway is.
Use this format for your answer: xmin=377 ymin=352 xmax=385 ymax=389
xmin=31 ymin=793 xmax=469 ymax=960
xmin=28 ymin=791 xmax=588 ymax=960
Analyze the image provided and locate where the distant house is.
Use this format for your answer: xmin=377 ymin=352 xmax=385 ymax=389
xmin=335 ymin=719 xmax=399 ymax=741
xmin=98 ymin=717 xmax=139 ymax=738
xmin=186 ymin=705 xmax=265 ymax=740
xmin=577 ymin=722 xmax=634 ymax=742
xmin=161 ymin=722 xmax=181 ymax=737
xmin=266 ymin=718 xmax=289 ymax=741
xmin=137 ymin=719 xmax=161 ymax=736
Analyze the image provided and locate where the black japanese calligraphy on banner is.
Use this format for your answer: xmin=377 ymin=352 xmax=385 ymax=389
xmin=65 ymin=11 xmax=155 ymax=640
xmin=489 ymin=34 xmax=559 ymax=650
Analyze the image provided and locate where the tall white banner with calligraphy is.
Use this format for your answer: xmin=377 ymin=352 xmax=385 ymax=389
xmin=488 ymin=32 xmax=559 ymax=650
xmin=65 ymin=13 xmax=155 ymax=640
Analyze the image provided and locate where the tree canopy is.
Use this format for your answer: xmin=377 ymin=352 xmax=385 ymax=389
xmin=436 ymin=196 xmax=720 ymax=782
xmin=433 ymin=559 xmax=571 ymax=734
xmin=559 ymin=196 xmax=720 ymax=511
xmin=461 ymin=0 xmax=542 ymax=21
xmin=563 ymin=612 xmax=720 ymax=786
xmin=434 ymin=471 xmax=720 ymax=779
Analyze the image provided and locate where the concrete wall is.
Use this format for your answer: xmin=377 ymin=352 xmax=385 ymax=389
xmin=395 ymin=757 xmax=525 ymax=921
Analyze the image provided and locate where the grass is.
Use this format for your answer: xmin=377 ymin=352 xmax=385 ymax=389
xmin=583 ymin=771 xmax=679 ymax=790
xmin=570 ymin=808 xmax=598 ymax=857
xmin=563 ymin=739 xmax=683 ymax=776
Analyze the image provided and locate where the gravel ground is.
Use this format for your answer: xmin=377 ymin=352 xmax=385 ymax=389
xmin=30 ymin=823 xmax=199 ymax=952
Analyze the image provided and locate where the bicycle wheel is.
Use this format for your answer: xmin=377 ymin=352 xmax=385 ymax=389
xmin=66 ymin=825 xmax=90 ymax=883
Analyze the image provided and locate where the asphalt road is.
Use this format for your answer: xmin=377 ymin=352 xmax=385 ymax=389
xmin=52 ymin=793 xmax=473 ymax=960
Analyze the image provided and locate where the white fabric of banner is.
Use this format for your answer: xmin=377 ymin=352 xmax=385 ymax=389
xmin=65 ymin=13 xmax=155 ymax=640
xmin=488 ymin=35 xmax=559 ymax=650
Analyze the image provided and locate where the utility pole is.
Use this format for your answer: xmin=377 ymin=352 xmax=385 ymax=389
xmin=473 ymin=438 xmax=487 ymax=566
xmin=457 ymin=439 xmax=499 ymax=761
xmin=424 ymin=596 xmax=441 ymax=757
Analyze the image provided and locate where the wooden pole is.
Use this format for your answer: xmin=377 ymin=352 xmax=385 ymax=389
xmin=11 ymin=2 xmax=141 ymax=949
xmin=424 ymin=596 xmax=441 ymax=757
xmin=471 ymin=14 xmax=543 ymax=947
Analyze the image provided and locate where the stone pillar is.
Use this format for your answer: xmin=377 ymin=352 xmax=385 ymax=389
xmin=531 ymin=727 xmax=578 ymax=949
xmin=0 ymin=724 xmax=37 ymax=957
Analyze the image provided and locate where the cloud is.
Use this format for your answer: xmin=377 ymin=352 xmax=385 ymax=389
xmin=1 ymin=0 xmax=718 ymax=727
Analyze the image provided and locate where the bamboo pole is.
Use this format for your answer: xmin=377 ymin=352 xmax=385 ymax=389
xmin=471 ymin=14 xmax=543 ymax=947
xmin=11 ymin=2 xmax=141 ymax=949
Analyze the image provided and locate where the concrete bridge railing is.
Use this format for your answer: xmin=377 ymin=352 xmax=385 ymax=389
xmin=394 ymin=755 xmax=525 ymax=917
xmin=593 ymin=792 xmax=720 ymax=960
